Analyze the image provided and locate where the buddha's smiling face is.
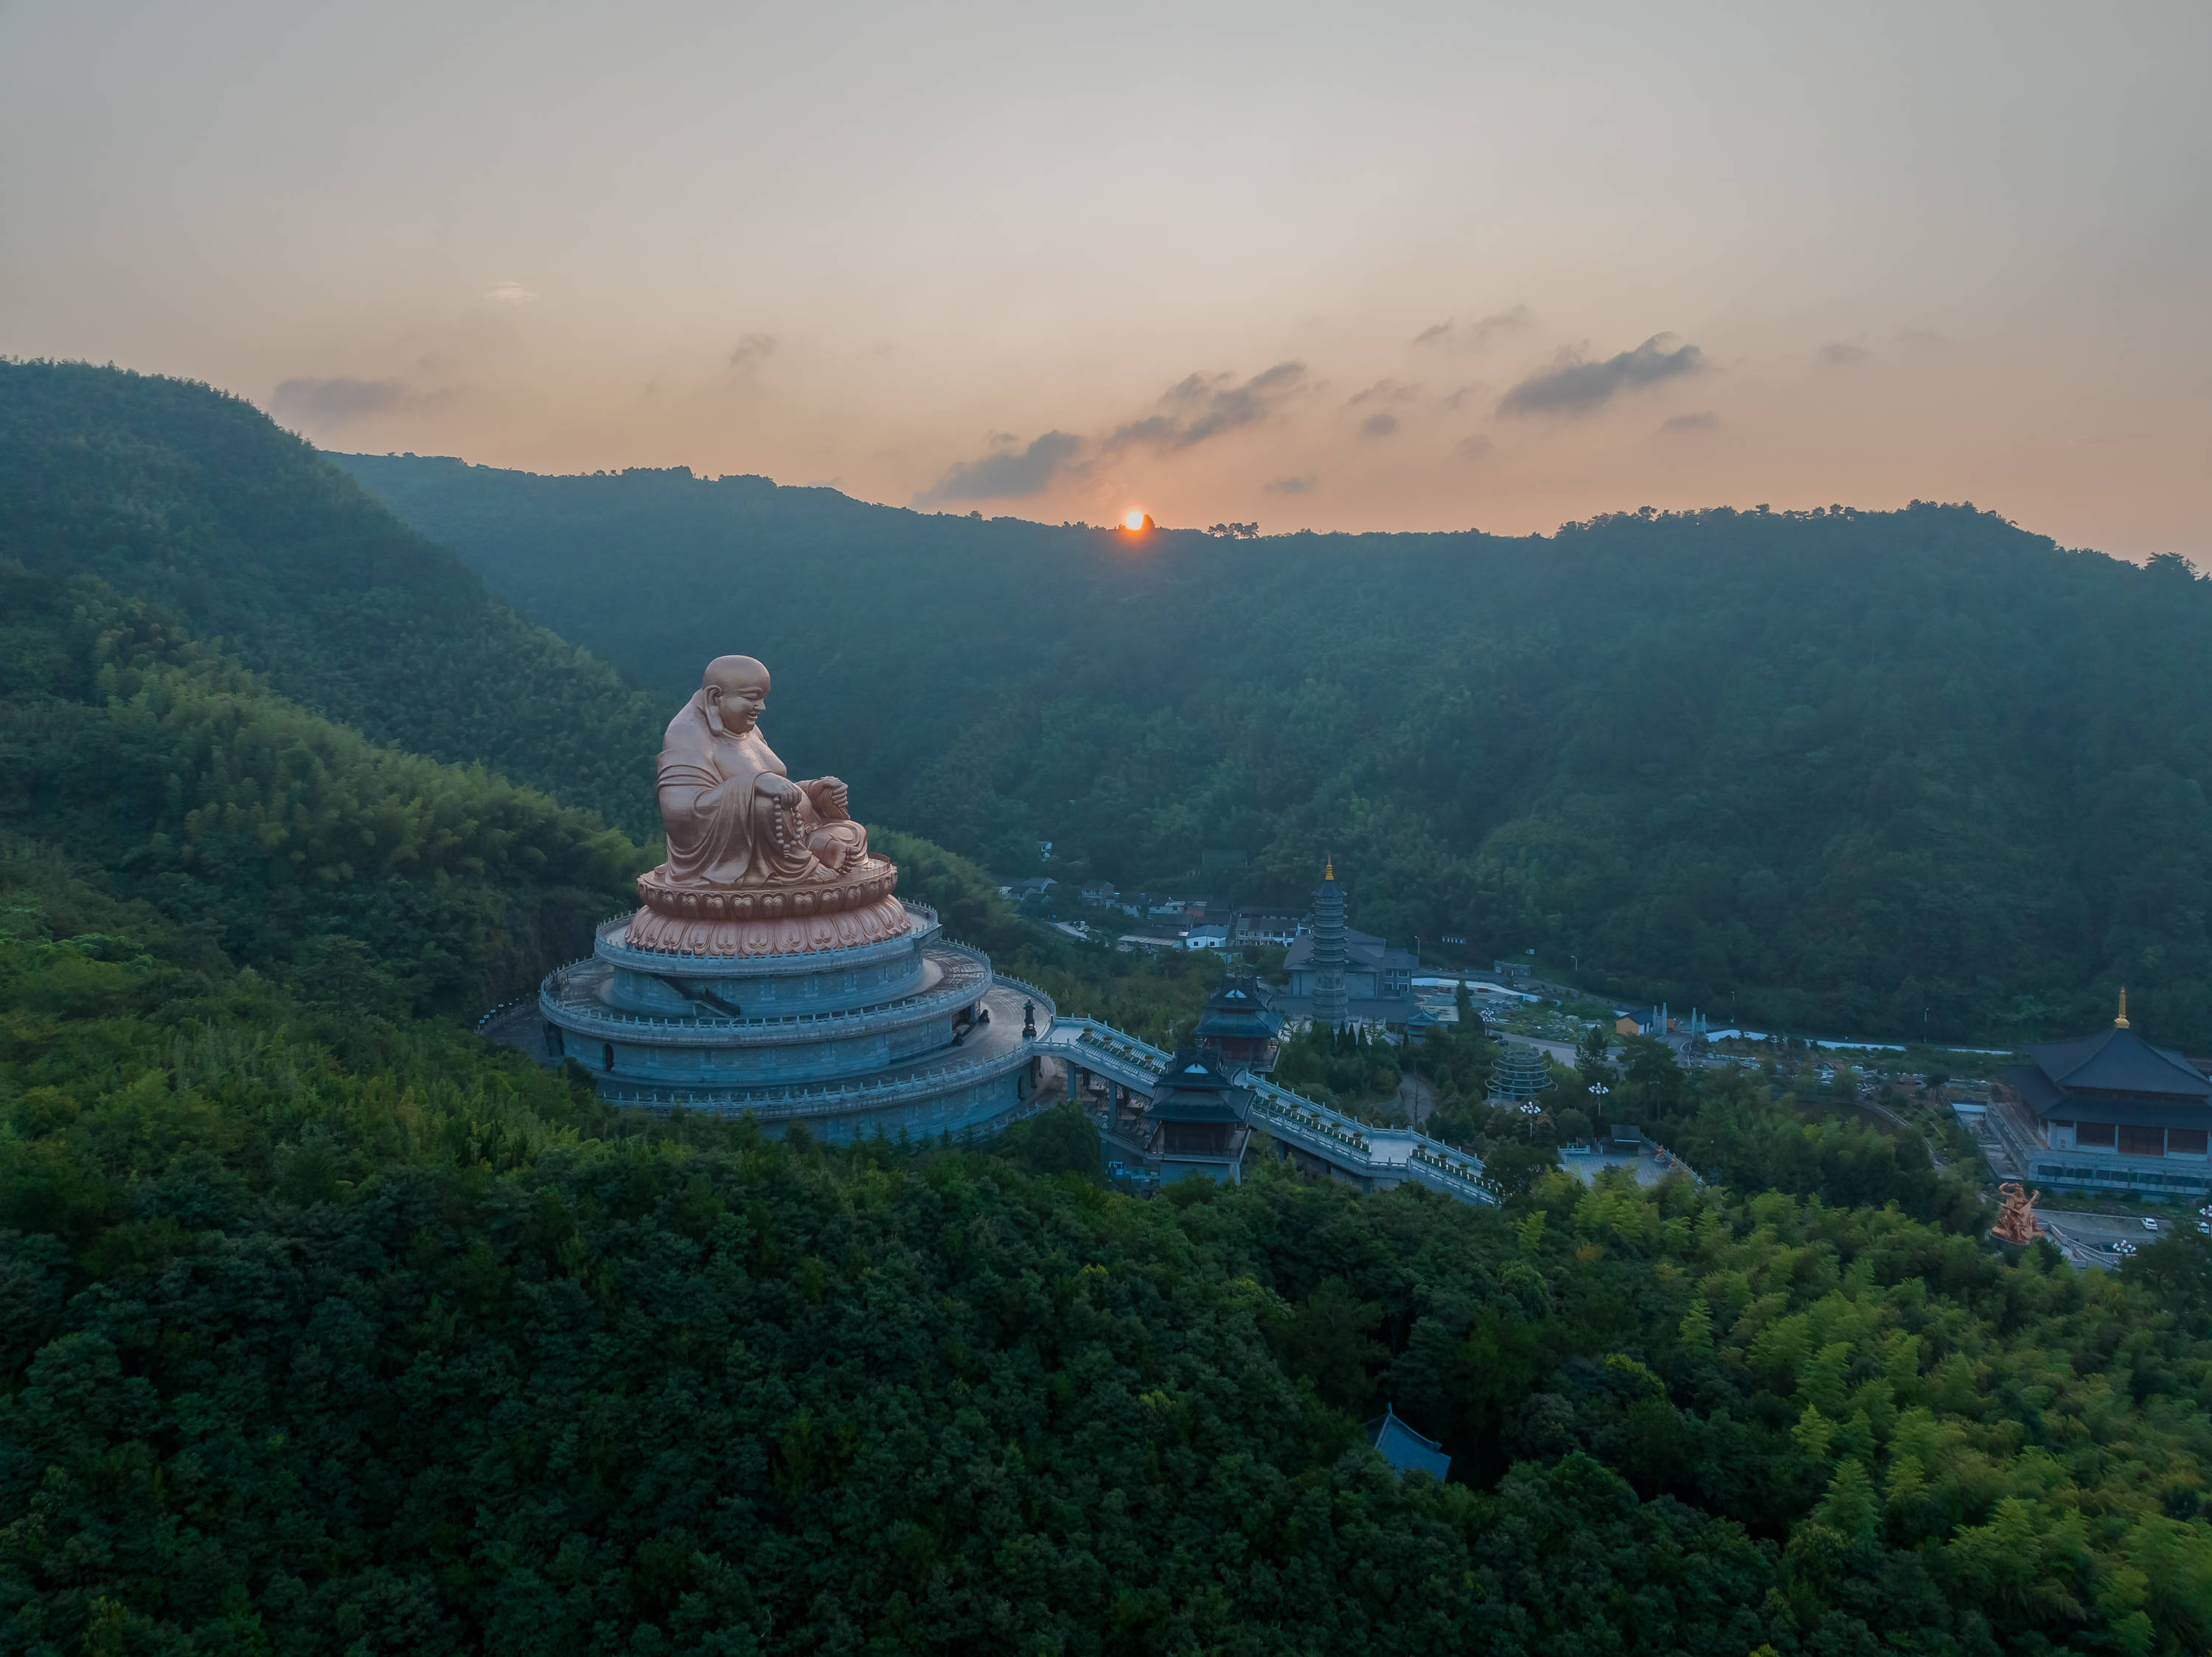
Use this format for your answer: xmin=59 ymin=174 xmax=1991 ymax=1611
xmin=710 ymin=677 xmax=767 ymax=734
xmin=700 ymin=655 xmax=772 ymax=735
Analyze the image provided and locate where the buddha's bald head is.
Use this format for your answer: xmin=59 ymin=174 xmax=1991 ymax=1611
xmin=700 ymin=655 xmax=770 ymax=734
xmin=703 ymin=654 xmax=769 ymax=695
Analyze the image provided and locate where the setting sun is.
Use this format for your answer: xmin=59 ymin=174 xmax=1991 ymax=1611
xmin=1122 ymin=509 xmax=1147 ymax=532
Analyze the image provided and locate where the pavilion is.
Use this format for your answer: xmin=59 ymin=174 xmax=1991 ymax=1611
xmin=1487 ymin=1043 xmax=1554 ymax=1105
xmin=1136 ymin=1049 xmax=1252 ymax=1184
xmin=1191 ymin=973 xmax=1286 ymax=1074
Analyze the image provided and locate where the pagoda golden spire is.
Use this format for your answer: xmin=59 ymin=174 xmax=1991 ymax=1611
xmin=1324 ymin=852 xmax=1335 ymax=880
xmin=2115 ymin=987 xmax=2129 ymax=1029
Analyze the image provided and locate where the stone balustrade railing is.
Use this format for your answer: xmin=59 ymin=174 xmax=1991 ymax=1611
xmin=1041 ymin=1018 xmax=1171 ymax=1072
xmin=540 ymin=941 xmax=994 ymax=1040
xmin=1032 ymin=1018 xmax=1496 ymax=1203
xmin=595 ymin=1037 xmax=1032 ymax=1118
xmin=993 ymin=973 xmax=1059 ymax=1024
xmin=1239 ymin=1073 xmax=1500 ymax=1204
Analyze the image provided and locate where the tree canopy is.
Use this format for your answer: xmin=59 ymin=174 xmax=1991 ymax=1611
xmin=4 ymin=852 xmax=2209 ymax=1653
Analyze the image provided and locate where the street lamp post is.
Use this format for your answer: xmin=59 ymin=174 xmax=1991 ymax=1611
xmin=1519 ymin=1101 xmax=1542 ymax=1141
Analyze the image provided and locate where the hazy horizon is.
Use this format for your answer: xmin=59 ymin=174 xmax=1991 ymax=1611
xmin=6 ymin=1 xmax=2208 ymax=556
xmin=324 ymin=442 xmax=2132 ymax=554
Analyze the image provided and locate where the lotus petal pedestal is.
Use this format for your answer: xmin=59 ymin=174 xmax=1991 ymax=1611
xmin=622 ymin=856 xmax=913 ymax=956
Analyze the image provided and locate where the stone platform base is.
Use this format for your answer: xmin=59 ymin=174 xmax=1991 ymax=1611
xmin=622 ymin=855 xmax=911 ymax=956
xmin=498 ymin=979 xmax=1049 ymax=1144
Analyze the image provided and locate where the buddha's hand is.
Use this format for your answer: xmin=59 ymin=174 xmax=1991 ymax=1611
xmin=757 ymin=774 xmax=804 ymax=806
xmin=807 ymin=777 xmax=851 ymax=818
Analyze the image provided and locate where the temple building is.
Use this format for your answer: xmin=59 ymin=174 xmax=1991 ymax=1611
xmin=2002 ymin=992 xmax=2212 ymax=1200
xmin=534 ymin=653 xmax=1048 ymax=1140
xmin=1191 ymin=974 xmax=1286 ymax=1074
xmin=1135 ymin=1050 xmax=1252 ymax=1183
xmin=1276 ymin=860 xmax=1421 ymax=1029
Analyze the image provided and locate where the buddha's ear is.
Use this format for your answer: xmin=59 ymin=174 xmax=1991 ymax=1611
xmin=702 ymin=687 xmax=726 ymax=735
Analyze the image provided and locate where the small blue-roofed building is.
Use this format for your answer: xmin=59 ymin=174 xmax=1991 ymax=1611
xmin=1363 ymin=1404 xmax=1450 ymax=1480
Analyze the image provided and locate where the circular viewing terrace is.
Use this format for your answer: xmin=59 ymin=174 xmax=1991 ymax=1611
xmin=526 ymin=900 xmax=1057 ymax=1141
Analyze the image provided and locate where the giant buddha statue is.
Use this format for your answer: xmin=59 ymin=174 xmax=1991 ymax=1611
xmin=624 ymin=655 xmax=911 ymax=956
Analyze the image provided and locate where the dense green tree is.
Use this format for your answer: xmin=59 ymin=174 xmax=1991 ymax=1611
xmin=4 ymin=869 xmax=2206 ymax=1653
xmin=0 ymin=561 xmax=646 ymax=1010
xmin=1273 ymin=1023 xmax=1401 ymax=1110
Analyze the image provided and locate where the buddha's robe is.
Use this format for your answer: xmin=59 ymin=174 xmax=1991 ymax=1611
xmin=655 ymin=691 xmax=868 ymax=887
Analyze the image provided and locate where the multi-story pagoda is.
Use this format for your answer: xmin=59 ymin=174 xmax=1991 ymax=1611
xmin=1278 ymin=858 xmax=1421 ymax=1030
xmin=1192 ymin=973 xmax=1286 ymax=1074
xmin=2003 ymin=990 xmax=2212 ymax=1200
xmin=1307 ymin=858 xmax=1349 ymax=1031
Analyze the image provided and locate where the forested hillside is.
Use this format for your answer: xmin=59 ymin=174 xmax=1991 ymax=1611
xmin=0 ymin=560 xmax=647 ymax=1012
xmin=4 ymin=841 xmax=2210 ymax=1653
xmin=0 ymin=364 xmax=666 ymax=838
xmin=339 ymin=452 xmax=2212 ymax=1046
xmin=1 ymin=364 xmax=2208 ymax=1656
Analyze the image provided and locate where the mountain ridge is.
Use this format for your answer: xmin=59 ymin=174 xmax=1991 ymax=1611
xmin=0 ymin=363 xmax=667 ymax=839
xmin=333 ymin=449 xmax=2212 ymax=1046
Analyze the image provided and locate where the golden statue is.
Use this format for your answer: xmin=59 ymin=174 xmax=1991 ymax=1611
xmin=1990 ymin=1182 xmax=2044 ymax=1246
xmin=624 ymin=656 xmax=910 ymax=956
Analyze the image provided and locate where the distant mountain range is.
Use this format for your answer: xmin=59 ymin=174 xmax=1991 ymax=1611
xmin=332 ymin=448 xmax=2212 ymax=1047
xmin=2 ymin=361 xmax=2198 ymax=1045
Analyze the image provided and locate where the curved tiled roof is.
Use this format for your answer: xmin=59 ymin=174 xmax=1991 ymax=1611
xmin=2023 ymin=1026 xmax=2211 ymax=1101
xmin=1363 ymin=1405 xmax=1450 ymax=1480
xmin=1144 ymin=1049 xmax=1248 ymax=1122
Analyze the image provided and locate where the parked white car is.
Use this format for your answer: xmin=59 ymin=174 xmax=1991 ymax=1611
xmin=2143 ymin=1217 xmax=2160 ymax=1231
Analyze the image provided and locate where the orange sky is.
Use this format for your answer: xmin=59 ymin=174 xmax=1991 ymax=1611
xmin=4 ymin=1 xmax=2208 ymax=556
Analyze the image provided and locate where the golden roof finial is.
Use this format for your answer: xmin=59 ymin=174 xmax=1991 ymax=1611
xmin=1324 ymin=852 xmax=1335 ymax=881
xmin=2115 ymin=987 xmax=2129 ymax=1029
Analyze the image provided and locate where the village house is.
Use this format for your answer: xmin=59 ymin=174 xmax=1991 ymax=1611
xmin=1231 ymin=906 xmax=1305 ymax=946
